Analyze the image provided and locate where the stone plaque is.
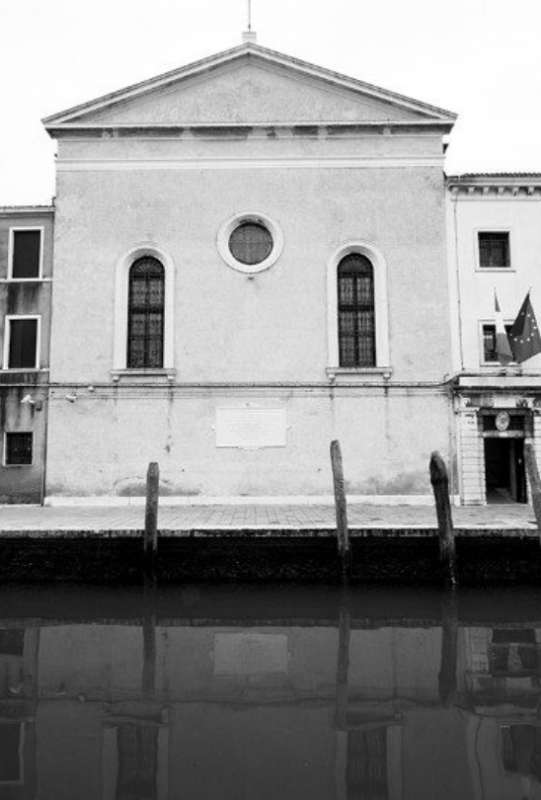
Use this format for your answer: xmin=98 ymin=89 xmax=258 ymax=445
xmin=213 ymin=633 xmax=288 ymax=675
xmin=215 ymin=406 xmax=287 ymax=448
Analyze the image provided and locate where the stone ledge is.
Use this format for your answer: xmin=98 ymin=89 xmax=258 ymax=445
xmin=0 ymin=526 xmax=535 ymax=539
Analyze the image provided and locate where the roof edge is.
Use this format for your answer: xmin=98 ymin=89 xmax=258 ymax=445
xmin=45 ymin=120 xmax=455 ymax=139
xmin=447 ymin=172 xmax=541 ymax=181
xmin=43 ymin=40 xmax=457 ymax=128
xmin=0 ymin=204 xmax=55 ymax=215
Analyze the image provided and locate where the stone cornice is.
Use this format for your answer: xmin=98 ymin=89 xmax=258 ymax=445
xmin=447 ymin=173 xmax=541 ymax=197
xmin=0 ymin=205 xmax=54 ymax=216
xmin=46 ymin=121 xmax=454 ymax=140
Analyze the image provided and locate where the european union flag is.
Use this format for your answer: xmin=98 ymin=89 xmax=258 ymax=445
xmin=509 ymin=292 xmax=541 ymax=363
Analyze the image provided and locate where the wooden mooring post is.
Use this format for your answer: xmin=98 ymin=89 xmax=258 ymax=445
xmin=438 ymin=591 xmax=458 ymax=707
xmin=429 ymin=451 xmax=457 ymax=588
xmin=335 ymin=603 xmax=351 ymax=729
xmin=524 ymin=441 xmax=541 ymax=536
xmin=142 ymin=612 xmax=157 ymax=698
xmin=144 ymin=462 xmax=159 ymax=582
xmin=330 ymin=440 xmax=351 ymax=583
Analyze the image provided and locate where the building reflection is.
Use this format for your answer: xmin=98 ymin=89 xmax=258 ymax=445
xmin=0 ymin=626 xmax=38 ymax=800
xmin=1 ymin=589 xmax=541 ymax=798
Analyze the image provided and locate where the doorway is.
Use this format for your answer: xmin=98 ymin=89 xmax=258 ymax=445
xmin=484 ymin=437 xmax=527 ymax=503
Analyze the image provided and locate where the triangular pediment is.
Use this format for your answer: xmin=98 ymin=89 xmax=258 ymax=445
xmin=44 ymin=43 xmax=456 ymax=130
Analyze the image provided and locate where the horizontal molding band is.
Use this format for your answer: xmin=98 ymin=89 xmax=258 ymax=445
xmin=43 ymin=380 xmax=449 ymax=389
xmin=0 ymin=381 xmax=450 ymax=395
xmin=56 ymin=156 xmax=444 ymax=172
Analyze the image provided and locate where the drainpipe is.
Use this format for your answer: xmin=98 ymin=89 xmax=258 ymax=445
xmin=452 ymin=191 xmax=465 ymax=372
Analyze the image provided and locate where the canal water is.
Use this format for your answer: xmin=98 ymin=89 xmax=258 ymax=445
xmin=1 ymin=584 xmax=541 ymax=799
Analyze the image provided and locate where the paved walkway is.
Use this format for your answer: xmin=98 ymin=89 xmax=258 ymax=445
xmin=0 ymin=501 xmax=536 ymax=532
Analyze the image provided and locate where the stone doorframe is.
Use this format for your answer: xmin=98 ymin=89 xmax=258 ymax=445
xmin=456 ymin=398 xmax=541 ymax=505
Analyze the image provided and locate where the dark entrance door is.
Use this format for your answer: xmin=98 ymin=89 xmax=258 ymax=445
xmin=484 ymin=438 xmax=527 ymax=503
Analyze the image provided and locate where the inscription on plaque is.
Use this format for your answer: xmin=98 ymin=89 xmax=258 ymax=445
xmin=216 ymin=406 xmax=287 ymax=448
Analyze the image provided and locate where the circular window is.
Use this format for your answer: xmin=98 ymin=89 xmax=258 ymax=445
xmin=217 ymin=213 xmax=283 ymax=274
xmin=229 ymin=222 xmax=273 ymax=265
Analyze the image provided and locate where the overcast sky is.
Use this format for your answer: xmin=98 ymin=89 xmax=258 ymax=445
xmin=1 ymin=0 xmax=541 ymax=205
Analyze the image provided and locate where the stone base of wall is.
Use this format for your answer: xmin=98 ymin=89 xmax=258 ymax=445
xmin=1 ymin=533 xmax=541 ymax=586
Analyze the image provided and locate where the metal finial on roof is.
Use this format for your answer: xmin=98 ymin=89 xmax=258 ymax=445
xmin=242 ymin=0 xmax=257 ymax=42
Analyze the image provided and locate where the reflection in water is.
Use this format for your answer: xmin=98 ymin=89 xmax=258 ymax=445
xmin=1 ymin=586 xmax=541 ymax=798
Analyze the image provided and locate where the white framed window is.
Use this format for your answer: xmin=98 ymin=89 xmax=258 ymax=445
xmin=475 ymin=229 xmax=512 ymax=271
xmin=3 ymin=315 xmax=41 ymax=369
xmin=479 ymin=320 xmax=514 ymax=365
xmin=217 ymin=212 xmax=283 ymax=274
xmin=327 ymin=242 xmax=390 ymax=373
xmin=8 ymin=227 xmax=43 ymax=280
xmin=3 ymin=432 xmax=33 ymax=467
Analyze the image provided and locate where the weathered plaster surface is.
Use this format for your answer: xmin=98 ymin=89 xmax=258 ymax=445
xmin=50 ymin=162 xmax=450 ymax=384
xmin=0 ymin=211 xmax=53 ymax=502
xmin=46 ymin=390 xmax=450 ymax=496
xmin=73 ymin=60 xmax=432 ymax=125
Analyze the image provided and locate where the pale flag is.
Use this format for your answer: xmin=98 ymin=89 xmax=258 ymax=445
xmin=494 ymin=291 xmax=513 ymax=364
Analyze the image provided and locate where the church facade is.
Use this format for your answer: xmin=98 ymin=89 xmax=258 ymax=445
xmin=35 ymin=40 xmax=456 ymax=502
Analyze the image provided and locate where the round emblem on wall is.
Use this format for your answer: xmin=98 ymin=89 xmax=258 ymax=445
xmin=495 ymin=411 xmax=511 ymax=431
xmin=217 ymin=212 xmax=283 ymax=274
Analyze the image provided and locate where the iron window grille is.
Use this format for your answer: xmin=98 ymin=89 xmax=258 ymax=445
xmin=5 ymin=432 xmax=32 ymax=466
xmin=347 ymin=728 xmax=387 ymax=797
xmin=337 ymin=253 xmax=376 ymax=367
xmin=478 ymin=232 xmax=510 ymax=268
xmin=127 ymin=257 xmax=165 ymax=369
xmin=228 ymin=222 xmax=273 ymax=265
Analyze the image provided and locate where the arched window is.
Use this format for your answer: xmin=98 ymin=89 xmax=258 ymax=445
xmin=127 ymin=256 xmax=165 ymax=368
xmin=337 ymin=253 xmax=375 ymax=367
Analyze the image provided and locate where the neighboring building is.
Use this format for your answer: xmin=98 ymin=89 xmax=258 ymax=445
xmin=447 ymin=174 xmax=541 ymax=505
xmin=38 ymin=38 xmax=456 ymax=502
xmin=0 ymin=207 xmax=54 ymax=503
xmin=0 ymin=623 xmax=39 ymax=797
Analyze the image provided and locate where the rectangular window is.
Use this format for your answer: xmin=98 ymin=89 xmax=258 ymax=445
xmin=347 ymin=728 xmax=387 ymax=798
xmin=482 ymin=323 xmax=513 ymax=363
xmin=4 ymin=317 xmax=39 ymax=369
xmin=9 ymin=229 xmax=42 ymax=279
xmin=502 ymin=725 xmax=541 ymax=777
xmin=0 ymin=723 xmax=23 ymax=783
xmin=478 ymin=232 xmax=510 ymax=268
xmin=0 ymin=629 xmax=24 ymax=655
xmin=4 ymin=433 xmax=33 ymax=466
